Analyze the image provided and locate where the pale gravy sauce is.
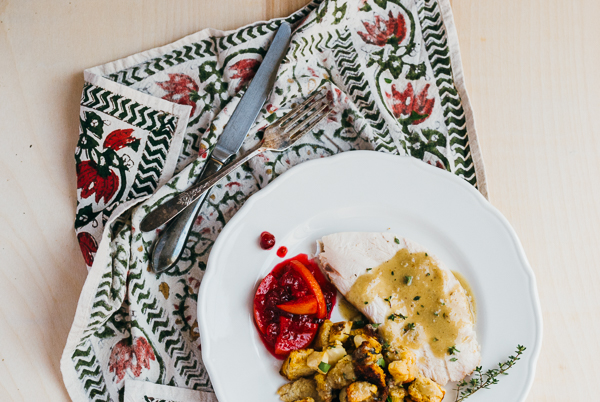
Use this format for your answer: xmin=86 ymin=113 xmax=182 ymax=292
xmin=345 ymin=249 xmax=473 ymax=358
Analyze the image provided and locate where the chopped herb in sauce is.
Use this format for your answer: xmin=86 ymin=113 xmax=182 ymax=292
xmin=345 ymin=248 xmax=469 ymax=360
xmin=377 ymin=358 xmax=386 ymax=367
xmin=371 ymin=323 xmax=381 ymax=329
xmin=388 ymin=313 xmax=407 ymax=321
xmin=364 ymin=301 xmax=369 ymax=305
xmin=433 ymin=337 xmax=439 ymax=342
xmin=394 ymin=237 xmax=400 ymax=244
xmin=366 ymin=268 xmax=372 ymax=272
xmin=450 ymin=357 xmax=458 ymax=362
xmin=448 ymin=345 xmax=460 ymax=355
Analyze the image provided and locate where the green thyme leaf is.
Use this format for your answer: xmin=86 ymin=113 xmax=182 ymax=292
xmin=455 ymin=345 xmax=526 ymax=401
xmin=377 ymin=358 xmax=386 ymax=368
xmin=405 ymin=276 xmax=413 ymax=285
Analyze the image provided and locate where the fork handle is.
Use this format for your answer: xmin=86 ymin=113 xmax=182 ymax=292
xmin=140 ymin=143 xmax=265 ymax=231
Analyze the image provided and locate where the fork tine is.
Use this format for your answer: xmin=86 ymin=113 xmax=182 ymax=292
xmin=287 ymin=103 xmax=331 ymax=140
xmin=272 ymin=92 xmax=319 ymax=128
xmin=280 ymin=96 xmax=327 ymax=130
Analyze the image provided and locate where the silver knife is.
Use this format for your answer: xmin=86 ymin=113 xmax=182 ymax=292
xmin=140 ymin=21 xmax=292 ymax=272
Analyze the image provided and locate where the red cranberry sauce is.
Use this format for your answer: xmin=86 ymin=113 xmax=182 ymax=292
xmin=277 ymin=246 xmax=288 ymax=258
xmin=259 ymin=231 xmax=276 ymax=250
xmin=253 ymin=254 xmax=336 ymax=359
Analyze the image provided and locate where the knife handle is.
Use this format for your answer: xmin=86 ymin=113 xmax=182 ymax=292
xmin=150 ymin=157 xmax=223 ymax=273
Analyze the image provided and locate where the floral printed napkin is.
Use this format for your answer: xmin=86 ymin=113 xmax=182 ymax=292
xmin=62 ymin=0 xmax=486 ymax=400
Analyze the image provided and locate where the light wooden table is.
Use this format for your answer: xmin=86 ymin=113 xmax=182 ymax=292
xmin=1 ymin=0 xmax=598 ymax=400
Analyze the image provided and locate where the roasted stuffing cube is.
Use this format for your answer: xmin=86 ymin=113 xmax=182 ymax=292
xmin=352 ymin=333 xmax=382 ymax=351
xmin=306 ymin=350 xmax=329 ymax=373
xmin=325 ymin=343 xmax=347 ymax=365
xmin=388 ymin=384 xmax=407 ymax=402
xmin=315 ymin=373 xmax=333 ymax=402
xmin=354 ymin=362 xmax=386 ymax=388
xmin=352 ymin=338 xmax=383 ymax=366
xmin=277 ymin=378 xmax=320 ymax=402
xmin=387 ymin=348 xmax=418 ymax=384
xmin=339 ymin=381 xmax=378 ymax=402
xmin=350 ymin=326 xmax=378 ymax=339
xmin=314 ymin=320 xmax=334 ymax=350
xmin=280 ymin=349 xmax=315 ymax=380
xmin=407 ymin=375 xmax=446 ymax=402
xmin=328 ymin=321 xmax=352 ymax=344
xmin=326 ymin=355 xmax=356 ymax=389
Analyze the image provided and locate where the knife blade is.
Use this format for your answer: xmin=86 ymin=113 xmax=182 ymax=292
xmin=140 ymin=21 xmax=292 ymax=272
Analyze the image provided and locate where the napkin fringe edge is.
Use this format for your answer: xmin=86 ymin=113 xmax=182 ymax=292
xmin=438 ymin=0 xmax=488 ymax=199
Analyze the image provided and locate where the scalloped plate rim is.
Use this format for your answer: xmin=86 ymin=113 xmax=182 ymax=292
xmin=198 ymin=150 xmax=542 ymax=402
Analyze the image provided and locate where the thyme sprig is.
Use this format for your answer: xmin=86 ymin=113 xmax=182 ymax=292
xmin=455 ymin=345 xmax=526 ymax=401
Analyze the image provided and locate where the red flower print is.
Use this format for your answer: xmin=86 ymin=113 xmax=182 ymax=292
xmin=326 ymin=88 xmax=343 ymax=104
xmin=358 ymin=11 xmax=407 ymax=46
xmin=76 ymin=160 xmax=120 ymax=204
xmin=157 ymin=73 xmax=200 ymax=116
xmin=104 ymin=129 xmax=139 ymax=151
xmin=108 ymin=337 xmax=156 ymax=382
xmin=77 ymin=232 xmax=98 ymax=266
xmin=307 ymin=67 xmax=319 ymax=77
xmin=427 ymin=159 xmax=446 ymax=170
xmin=386 ymin=82 xmax=435 ymax=125
xmin=230 ymin=59 xmax=261 ymax=92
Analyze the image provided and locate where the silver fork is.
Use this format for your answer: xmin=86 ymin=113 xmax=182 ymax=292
xmin=140 ymin=92 xmax=332 ymax=231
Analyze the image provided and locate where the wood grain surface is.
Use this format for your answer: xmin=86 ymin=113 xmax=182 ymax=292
xmin=0 ymin=0 xmax=598 ymax=400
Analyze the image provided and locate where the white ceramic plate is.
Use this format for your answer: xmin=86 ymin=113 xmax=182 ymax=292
xmin=198 ymin=151 xmax=542 ymax=402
